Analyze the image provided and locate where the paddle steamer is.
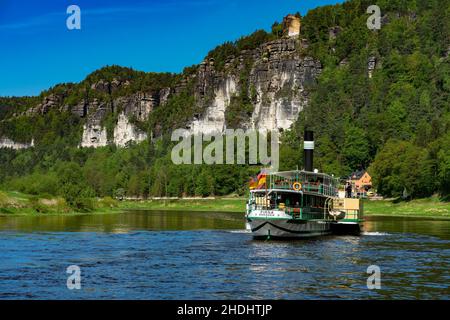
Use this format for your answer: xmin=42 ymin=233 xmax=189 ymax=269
xmin=245 ymin=131 xmax=364 ymax=239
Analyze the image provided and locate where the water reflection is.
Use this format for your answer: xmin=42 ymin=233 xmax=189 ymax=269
xmin=0 ymin=210 xmax=244 ymax=233
xmin=1 ymin=212 xmax=449 ymax=240
xmin=364 ymin=216 xmax=450 ymax=240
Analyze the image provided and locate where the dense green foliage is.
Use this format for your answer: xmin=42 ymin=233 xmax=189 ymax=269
xmin=206 ymin=30 xmax=277 ymax=71
xmin=0 ymin=0 xmax=449 ymax=206
xmin=286 ymin=0 xmax=450 ymax=198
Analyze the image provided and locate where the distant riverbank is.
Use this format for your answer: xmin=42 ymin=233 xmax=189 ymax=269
xmin=1 ymin=190 xmax=449 ymax=219
xmin=0 ymin=190 xmax=121 ymax=216
xmin=118 ymin=197 xmax=450 ymax=219
xmin=363 ymin=197 xmax=450 ymax=218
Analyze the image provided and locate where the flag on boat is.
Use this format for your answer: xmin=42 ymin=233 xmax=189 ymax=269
xmin=256 ymin=174 xmax=267 ymax=189
xmin=249 ymin=169 xmax=270 ymax=190
xmin=256 ymin=169 xmax=269 ymax=189
xmin=249 ymin=176 xmax=258 ymax=190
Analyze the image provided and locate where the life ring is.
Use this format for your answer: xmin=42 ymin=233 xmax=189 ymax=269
xmin=292 ymin=182 xmax=302 ymax=191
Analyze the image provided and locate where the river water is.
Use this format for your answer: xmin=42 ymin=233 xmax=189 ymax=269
xmin=0 ymin=211 xmax=449 ymax=299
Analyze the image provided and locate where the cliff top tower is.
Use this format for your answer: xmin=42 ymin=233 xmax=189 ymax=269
xmin=283 ymin=14 xmax=301 ymax=37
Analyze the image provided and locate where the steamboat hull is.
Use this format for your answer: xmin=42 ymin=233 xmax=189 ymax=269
xmin=248 ymin=217 xmax=331 ymax=239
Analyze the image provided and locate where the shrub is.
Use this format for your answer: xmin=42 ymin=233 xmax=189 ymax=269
xmin=72 ymin=197 xmax=95 ymax=212
xmin=98 ymin=196 xmax=119 ymax=208
xmin=0 ymin=191 xmax=9 ymax=207
xmin=28 ymin=196 xmax=49 ymax=213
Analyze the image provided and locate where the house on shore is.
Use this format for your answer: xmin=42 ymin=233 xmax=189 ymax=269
xmin=348 ymin=170 xmax=372 ymax=195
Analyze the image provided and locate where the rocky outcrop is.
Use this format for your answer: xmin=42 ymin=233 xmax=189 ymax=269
xmin=249 ymin=39 xmax=321 ymax=131
xmin=114 ymin=92 xmax=159 ymax=121
xmin=25 ymin=94 xmax=64 ymax=116
xmin=250 ymin=55 xmax=320 ymax=131
xmin=80 ymin=110 xmax=148 ymax=148
xmin=188 ymin=76 xmax=237 ymax=135
xmin=90 ymin=78 xmax=130 ymax=94
xmin=74 ymin=37 xmax=322 ymax=141
xmin=80 ymin=122 xmax=108 ymax=148
xmin=16 ymin=17 xmax=323 ymax=147
xmin=0 ymin=137 xmax=34 ymax=149
xmin=186 ymin=37 xmax=321 ymax=134
xmin=113 ymin=112 xmax=147 ymax=147
xmin=69 ymin=101 xmax=88 ymax=117
xmin=282 ymin=14 xmax=301 ymax=37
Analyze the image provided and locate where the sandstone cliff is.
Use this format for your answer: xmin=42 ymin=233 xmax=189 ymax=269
xmin=0 ymin=17 xmax=324 ymax=149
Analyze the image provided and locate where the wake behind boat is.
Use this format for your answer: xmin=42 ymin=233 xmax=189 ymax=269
xmin=245 ymin=131 xmax=364 ymax=239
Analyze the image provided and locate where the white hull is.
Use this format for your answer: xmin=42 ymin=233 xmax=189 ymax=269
xmin=247 ymin=209 xmax=331 ymax=238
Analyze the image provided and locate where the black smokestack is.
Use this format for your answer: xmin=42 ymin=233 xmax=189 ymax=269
xmin=304 ymin=131 xmax=314 ymax=172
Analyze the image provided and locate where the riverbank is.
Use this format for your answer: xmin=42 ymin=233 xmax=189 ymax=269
xmin=363 ymin=197 xmax=450 ymax=218
xmin=118 ymin=197 xmax=245 ymax=213
xmin=0 ymin=191 xmax=122 ymax=216
xmin=118 ymin=197 xmax=450 ymax=218
xmin=1 ymin=190 xmax=449 ymax=218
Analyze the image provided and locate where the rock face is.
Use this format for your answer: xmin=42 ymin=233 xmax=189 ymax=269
xmin=186 ymin=37 xmax=321 ymax=135
xmin=78 ymin=89 xmax=163 ymax=147
xmin=70 ymin=101 xmax=88 ymax=117
xmin=249 ymin=41 xmax=321 ymax=131
xmin=113 ymin=113 xmax=147 ymax=147
xmin=0 ymin=137 xmax=34 ymax=149
xmin=25 ymin=94 xmax=64 ymax=116
xmin=17 ymin=21 xmax=323 ymax=148
xmin=189 ymin=76 xmax=237 ymax=135
xmin=283 ymin=15 xmax=301 ymax=37
xmin=114 ymin=92 xmax=160 ymax=122
xmin=251 ymin=58 xmax=317 ymax=131
xmin=80 ymin=122 xmax=108 ymax=148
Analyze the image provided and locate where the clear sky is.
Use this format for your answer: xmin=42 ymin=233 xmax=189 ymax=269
xmin=0 ymin=0 xmax=343 ymax=97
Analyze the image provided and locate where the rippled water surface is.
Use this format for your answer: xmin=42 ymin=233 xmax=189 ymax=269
xmin=0 ymin=211 xmax=449 ymax=299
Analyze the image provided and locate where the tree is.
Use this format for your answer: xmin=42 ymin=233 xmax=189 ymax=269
xmin=369 ymin=140 xmax=435 ymax=198
xmin=436 ymin=135 xmax=450 ymax=197
xmin=342 ymin=125 xmax=370 ymax=170
xmin=315 ymin=135 xmax=347 ymax=177
xmin=57 ymin=162 xmax=95 ymax=211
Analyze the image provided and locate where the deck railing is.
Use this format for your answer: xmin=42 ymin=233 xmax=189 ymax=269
xmin=268 ymin=171 xmax=339 ymax=198
xmin=248 ymin=202 xmax=330 ymax=221
xmin=269 ymin=181 xmax=338 ymax=197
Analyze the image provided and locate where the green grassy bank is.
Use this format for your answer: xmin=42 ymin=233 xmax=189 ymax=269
xmin=363 ymin=197 xmax=450 ymax=218
xmin=0 ymin=190 xmax=122 ymax=216
xmin=117 ymin=197 xmax=245 ymax=213
xmin=119 ymin=197 xmax=450 ymax=218
xmin=1 ymin=190 xmax=449 ymax=218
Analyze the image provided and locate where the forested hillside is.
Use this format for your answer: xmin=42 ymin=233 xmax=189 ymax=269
xmin=0 ymin=0 xmax=449 ymax=209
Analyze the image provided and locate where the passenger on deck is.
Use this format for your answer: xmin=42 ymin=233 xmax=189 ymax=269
xmin=345 ymin=182 xmax=352 ymax=198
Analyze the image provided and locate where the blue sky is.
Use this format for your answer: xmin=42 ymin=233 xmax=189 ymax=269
xmin=0 ymin=0 xmax=343 ymax=96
